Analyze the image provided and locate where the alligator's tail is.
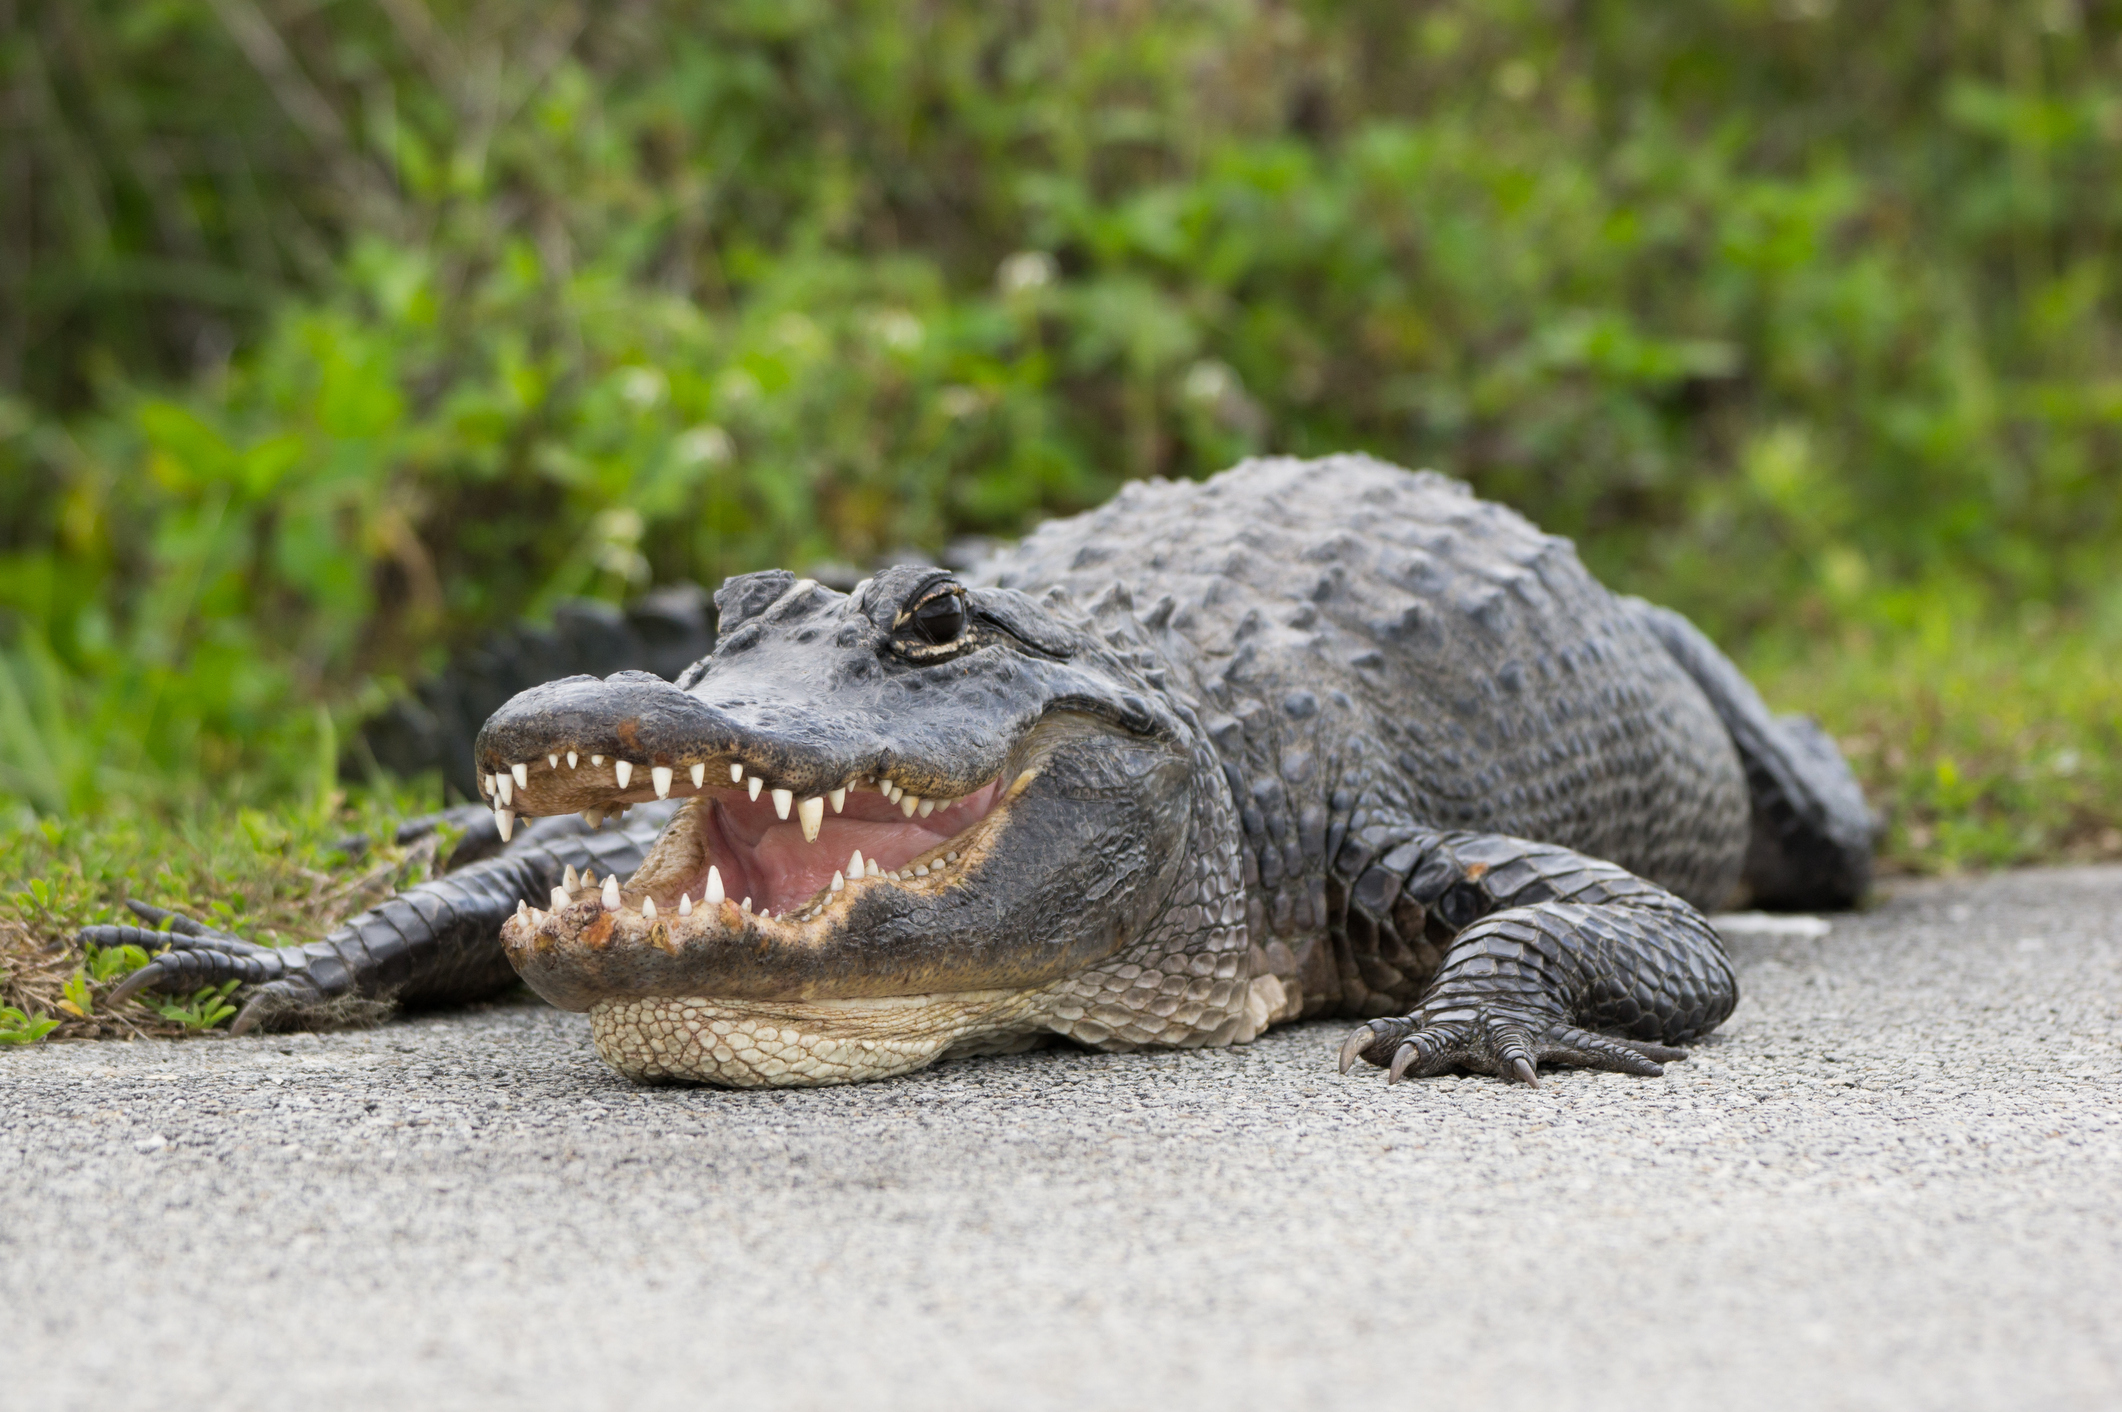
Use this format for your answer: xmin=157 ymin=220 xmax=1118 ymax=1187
xmin=1630 ymin=599 xmax=1876 ymax=910
xmin=352 ymin=584 xmax=717 ymax=803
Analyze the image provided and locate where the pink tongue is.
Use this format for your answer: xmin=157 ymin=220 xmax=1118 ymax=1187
xmin=707 ymin=780 xmax=1000 ymax=912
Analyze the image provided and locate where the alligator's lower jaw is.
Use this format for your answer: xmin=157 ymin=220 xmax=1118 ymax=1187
xmin=588 ymin=990 xmax=1051 ymax=1087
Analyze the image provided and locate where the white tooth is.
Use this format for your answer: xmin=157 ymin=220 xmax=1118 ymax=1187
xmin=741 ymin=897 xmax=752 ymax=913
xmin=615 ymin=760 xmax=633 ymax=788
xmin=748 ymin=776 xmax=763 ymax=801
xmin=652 ymin=765 xmax=673 ymax=799
xmin=902 ymin=794 xmax=921 ymax=817
xmin=642 ymin=896 xmax=657 ymax=920
xmin=679 ymin=893 xmax=692 ymax=916
xmin=731 ymin=763 xmax=745 ymax=782
xmin=549 ymin=754 xmax=560 ymax=768
xmin=945 ymin=851 xmax=958 ymax=862
xmin=583 ymin=870 xmax=596 ymax=887
xmin=602 ymin=875 xmax=620 ymax=910
xmin=564 ymin=865 xmax=580 ymax=890
xmin=551 ymin=886 xmax=572 ymax=909
xmin=583 ymin=809 xmax=603 ymax=829
xmin=829 ymin=787 xmax=846 ymax=813
xmin=917 ymin=798 xmax=935 ymax=818
xmin=592 ymin=754 xmax=604 ymax=766
xmin=512 ymin=762 xmax=528 ymax=788
xmin=705 ymin=866 xmax=724 ymax=907
xmin=771 ymin=787 xmax=792 ymax=819
xmin=849 ymin=849 xmax=864 ymax=876
xmin=517 ymin=899 xmax=528 ymax=917
xmin=830 ymin=871 xmax=844 ymax=892
xmin=889 ymin=870 xmax=903 ymax=881
xmin=888 ymin=783 xmax=904 ymax=803
xmin=867 ymin=860 xmax=882 ymax=877
xmin=690 ymin=763 xmax=706 ymax=789
xmin=481 ymin=773 xmax=493 ymax=797
xmin=495 ymin=808 xmax=514 ymax=841
xmin=567 ymin=751 xmax=579 ymax=768
xmin=915 ymin=864 xmax=929 ymax=877
xmin=496 ymin=773 xmax=512 ymax=805
xmin=932 ymin=857 xmax=947 ymax=869
xmin=798 ymin=796 xmax=824 ymax=841
xmin=531 ymin=909 xmax=545 ymax=924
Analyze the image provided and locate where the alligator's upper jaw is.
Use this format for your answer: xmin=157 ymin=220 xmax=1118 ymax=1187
xmin=470 ymin=668 xmax=1015 ymax=831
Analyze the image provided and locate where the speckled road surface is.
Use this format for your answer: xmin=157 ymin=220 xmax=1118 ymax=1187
xmin=4 ymin=866 xmax=2119 ymax=1411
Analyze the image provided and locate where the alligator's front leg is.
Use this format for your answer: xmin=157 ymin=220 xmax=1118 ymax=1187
xmin=1333 ymin=829 xmax=1737 ymax=1086
xmin=84 ymin=805 xmax=678 ymax=1033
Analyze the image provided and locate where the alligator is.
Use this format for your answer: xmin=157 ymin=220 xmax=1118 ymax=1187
xmin=94 ymin=455 xmax=1874 ymax=1089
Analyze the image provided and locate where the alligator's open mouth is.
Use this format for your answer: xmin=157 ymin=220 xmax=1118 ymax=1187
xmin=474 ymin=694 xmax=1186 ymax=1085
xmin=480 ymin=724 xmax=1038 ymax=977
xmin=505 ymin=759 xmax=1009 ymax=927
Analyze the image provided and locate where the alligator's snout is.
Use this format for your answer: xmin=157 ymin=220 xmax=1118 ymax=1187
xmin=466 ymin=568 xmax=1202 ymax=1086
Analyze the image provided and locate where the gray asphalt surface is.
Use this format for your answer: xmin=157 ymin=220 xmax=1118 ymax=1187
xmin=4 ymin=866 xmax=2119 ymax=1411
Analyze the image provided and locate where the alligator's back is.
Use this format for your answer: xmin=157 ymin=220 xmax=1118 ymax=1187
xmin=981 ymin=454 xmax=1750 ymax=911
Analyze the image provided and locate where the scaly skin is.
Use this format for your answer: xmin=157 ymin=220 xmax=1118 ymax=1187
xmin=93 ymin=455 xmax=1872 ymax=1088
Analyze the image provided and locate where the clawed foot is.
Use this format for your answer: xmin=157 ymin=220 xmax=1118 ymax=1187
xmin=81 ymin=901 xmax=321 ymax=1034
xmin=1336 ymin=1007 xmax=1689 ymax=1088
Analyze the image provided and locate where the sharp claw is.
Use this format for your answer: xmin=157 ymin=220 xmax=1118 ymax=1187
xmin=1338 ymin=1027 xmax=1373 ymax=1075
xmin=1387 ymin=1040 xmax=1421 ymax=1084
xmin=103 ymin=965 xmax=165 ymax=1007
xmin=230 ymin=995 xmax=267 ymax=1037
xmin=1510 ymin=1056 xmax=1540 ymax=1088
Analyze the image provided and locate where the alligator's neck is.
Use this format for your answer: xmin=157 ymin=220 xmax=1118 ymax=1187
xmin=1016 ymin=581 xmax=1305 ymax=1046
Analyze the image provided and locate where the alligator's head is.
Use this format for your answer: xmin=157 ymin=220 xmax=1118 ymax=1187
xmin=474 ymin=566 xmax=1250 ymax=1087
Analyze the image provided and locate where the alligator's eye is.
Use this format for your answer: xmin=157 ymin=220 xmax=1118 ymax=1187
xmin=911 ymin=591 xmax=966 ymax=646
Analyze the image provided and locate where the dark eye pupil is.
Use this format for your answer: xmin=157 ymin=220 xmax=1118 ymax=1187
xmin=913 ymin=595 xmax=965 ymax=645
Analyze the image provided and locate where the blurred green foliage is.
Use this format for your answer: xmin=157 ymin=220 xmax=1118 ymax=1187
xmin=2 ymin=0 xmax=2119 ymax=871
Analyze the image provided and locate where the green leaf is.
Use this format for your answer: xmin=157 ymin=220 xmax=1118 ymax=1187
xmin=0 ymin=1006 xmax=60 ymax=1045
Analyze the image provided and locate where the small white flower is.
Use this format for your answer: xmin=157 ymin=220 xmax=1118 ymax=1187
xmin=672 ymin=425 xmax=734 ymax=467
xmin=997 ymin=251 xmax=1057 ymax=295
xmin=870 ymin=309 xmax=923 ymax=351
xmin=1182 ymin=360 xmax=1237 ymax=405
xmin=938 ymin=386 xmax=984 ymax=419
xmin=617 ymin=367 xmax=667 ymax=409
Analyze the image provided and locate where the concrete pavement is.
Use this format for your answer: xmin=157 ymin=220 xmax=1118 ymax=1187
xmin=3 ymin=865 xmax=2118 ymax=1410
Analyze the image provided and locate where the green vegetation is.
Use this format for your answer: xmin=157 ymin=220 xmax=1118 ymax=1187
xmin=0 ymin=778 xmax=465 ymax=1038
xmin=3 ymin=2 xmax=2120 ymax=1038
